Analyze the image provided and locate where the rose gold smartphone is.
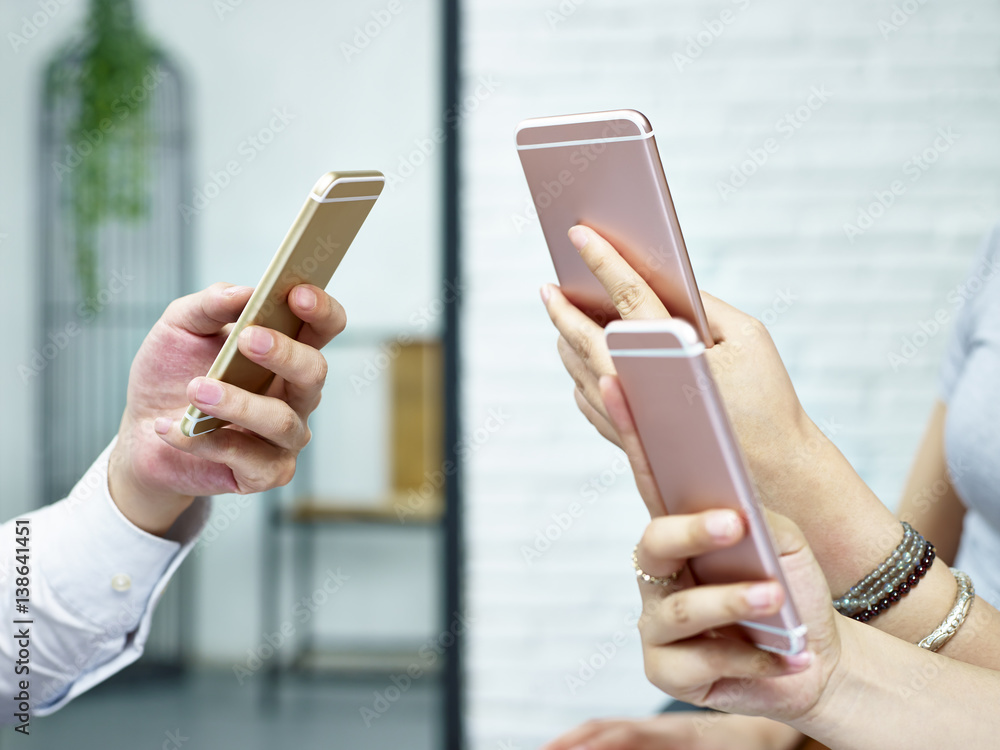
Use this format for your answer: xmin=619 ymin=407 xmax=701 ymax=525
xmin=516 ymin=109 xmax=712 ymax=344
xmin=606 ymin=318 xmax=806 ymax=655
xmin=181 ymin=170 xmax=384 ymax=437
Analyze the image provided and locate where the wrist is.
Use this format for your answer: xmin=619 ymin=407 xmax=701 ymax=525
xmin=792 ymin=616 xmax=865 ymax=745
xmin=108 ymin=436 xmax=194 ymax=536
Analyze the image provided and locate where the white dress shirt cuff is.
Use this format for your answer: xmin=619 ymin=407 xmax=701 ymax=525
xmin=33 ymin=438 xmax=210 ymax=715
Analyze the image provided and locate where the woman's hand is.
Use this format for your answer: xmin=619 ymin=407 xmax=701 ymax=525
xmin=632 ymin=506 xmax=840 ymax=722
xmin=543 ymin=712 xmax=806 ymax=750
xmin=540 ymin=225 xmax=816 ymax=492
xmin=108 ymin=282 xmax=344 ymax=535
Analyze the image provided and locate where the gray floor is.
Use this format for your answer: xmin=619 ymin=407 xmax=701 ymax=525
xmin=0 ymin=668 xmax=441 ymax=749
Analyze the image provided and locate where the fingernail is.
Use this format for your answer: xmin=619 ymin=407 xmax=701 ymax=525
xmin=154 ymin=417 xmax=172 ymax=435
xmin=195 ymin=379 xmax=223 ymax=406
xmin=784 ymin=651 xmax=813 ymax=671
xmin=705 ymin=510 xmax=740 ymax=541
xmin=247 ymin=327 xmax=273 ymax=355
xmin=744 ymin=583 xmax=780 ymax=611
xmin=540 ymin=284 xmax=552 ymax=304
xmin=222 ymin=285 xmax=251 ymax=297
xmin=294 ymin=286 xmax=317 ymax=311
xmin=568 ymin=226 xmax=588 ymax=251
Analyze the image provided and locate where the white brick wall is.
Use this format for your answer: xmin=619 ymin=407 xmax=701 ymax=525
xmin=460 ymin=1 xmax=1000 ymax=746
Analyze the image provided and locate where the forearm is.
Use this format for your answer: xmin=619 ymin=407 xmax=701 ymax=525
xmin=760 ymin=416 xmax=1000 ymax=667
xmin=796 ymin=618 xmax=1000 ymax=748
xmin=894 ymin=401 xmax=964 ymax=565
xmin=755 ymin=415 xmax=902 ymax=598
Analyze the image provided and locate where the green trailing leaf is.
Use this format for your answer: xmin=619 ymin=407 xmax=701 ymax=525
xmin=54 ymin=0 xmax=157 ymax=303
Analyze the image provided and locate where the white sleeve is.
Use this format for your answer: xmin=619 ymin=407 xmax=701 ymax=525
xmin=0 ymin=439 xmax=210 ymax=724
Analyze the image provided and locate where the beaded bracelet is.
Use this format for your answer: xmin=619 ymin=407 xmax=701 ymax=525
xmin=832 ymin=522 xmax=936 ymax=622
xmin=838 ymin=524 xmax=921 ymax=609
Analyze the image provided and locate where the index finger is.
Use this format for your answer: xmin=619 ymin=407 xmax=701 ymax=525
xmin=569 ymin=225 xmax=670 ymax=320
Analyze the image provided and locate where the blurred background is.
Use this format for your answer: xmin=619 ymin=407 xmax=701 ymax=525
xmin=3 ymin=0 xmax=1000 ymax=748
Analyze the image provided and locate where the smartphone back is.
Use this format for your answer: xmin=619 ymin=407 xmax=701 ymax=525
xmin=607 ymin=319 xmax=806 ymax=654
xmin=516 ymin=110 xmax=711 ymax=343
xmin=182 ymin=171 xmax=383 ymax=436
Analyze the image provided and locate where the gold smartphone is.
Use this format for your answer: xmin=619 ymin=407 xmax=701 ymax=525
xmin=181 ymin=170 xmax=384 ymax=437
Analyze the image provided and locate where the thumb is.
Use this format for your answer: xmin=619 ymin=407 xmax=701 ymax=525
xmin=163 ymin=282 xmax=253 ymax=336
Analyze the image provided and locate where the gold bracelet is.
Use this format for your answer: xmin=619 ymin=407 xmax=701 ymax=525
xmin=916 ymin=568 xmax=974 ymax=652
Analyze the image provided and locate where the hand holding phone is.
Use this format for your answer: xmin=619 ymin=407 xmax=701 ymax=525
xmin=182 ymin=170 xmax=384 ymax=436
xmin=606 ymin=317 xmax=806 ymax=655
xmin=517 ymin=109 xmax=712 ymax=343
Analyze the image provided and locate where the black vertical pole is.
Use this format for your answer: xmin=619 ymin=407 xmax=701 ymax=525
xmin=441 ymin=0 xmax=463 ymax=747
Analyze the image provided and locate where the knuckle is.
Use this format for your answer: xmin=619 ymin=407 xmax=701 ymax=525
xmin=227 ymin=389 xmax=253 ymax=425
xmin=588 ymin=251 xmax=609 ymax=276
xmin=725 ymin=592 xmax=749 ymax=620
xmin=609 ymin=281 xmax=643 ymax=317
xmin=240 ymin=473 xmax=269 ymax=495
xmin=309 ymin=354 xmax=329 ymax=388
xmin=751 ymin=650 xmax=779 ymax=676
xmin=571 ymin=327 xmax=593 ymax=363
xmin=669 ymin=593 xmax=691 ymax=625
xmin=271 ymin=456 xmax=296 ymax=489
xmin=331 ymin=302 xmax=348 ymax=335
xmin=275 ymin=406 xmax=300 ymax=438
xmin=218 ymin=434 xmax=242 ymax=469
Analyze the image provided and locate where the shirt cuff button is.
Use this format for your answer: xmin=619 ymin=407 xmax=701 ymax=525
xmin=111 ymin=574 xmax=132 ymax=592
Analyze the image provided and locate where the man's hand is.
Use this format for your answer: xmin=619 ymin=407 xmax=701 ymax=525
xmin=108 ymin=282 xmax=345 ymax=535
